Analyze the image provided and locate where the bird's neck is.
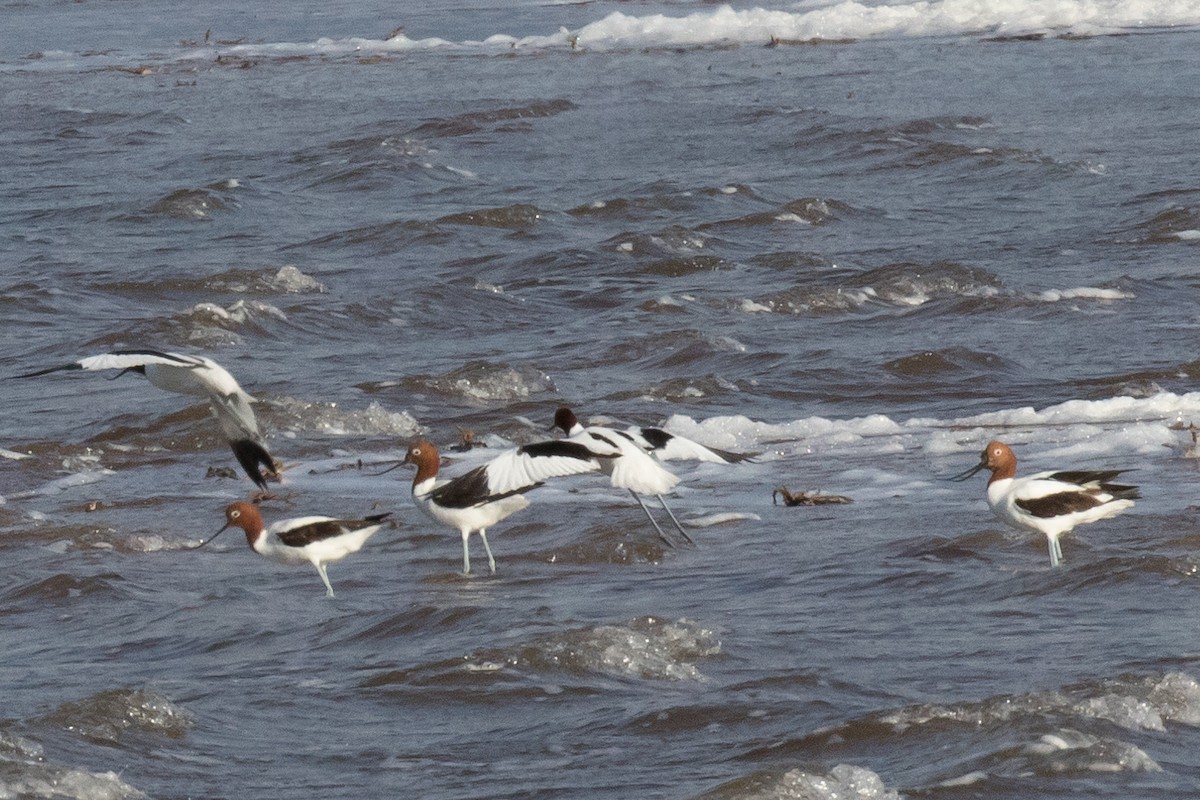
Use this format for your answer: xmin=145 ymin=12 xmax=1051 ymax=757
xmin=412 ymin=476 xmax=438 ymax=497
xmin=988 ymin=464 xmax=1016 ymax=484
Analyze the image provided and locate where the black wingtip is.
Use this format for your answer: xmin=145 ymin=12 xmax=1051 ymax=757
xmin=1107 ymin=484 xmax=1140 ymax=501
xmin=230 ymin=439 xmax=278 ymax=491
xmin=13 ymin=362 xmax=82 ymax=379
xmin=639 ymin=427 xmax=753 ymax=463
xmin=710 ymin=445 xmax=755 ymax=464
xmin=518 ymin=439 xmax=616 ymax=463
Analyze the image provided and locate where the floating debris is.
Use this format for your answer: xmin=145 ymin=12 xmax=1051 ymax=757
xmin=772 ymin=486 xmax=853 ymax=506
xmin=766 ymin=35 xmax=856 ymax=47
xmin=1170 ymin=422 xmax=1200 ymax=458
xmin=450 ymin=427 xmax=488 ymax=453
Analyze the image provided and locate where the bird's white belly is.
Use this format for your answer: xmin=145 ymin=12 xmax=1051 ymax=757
xmin=255 ymin=540 xmax=313 ymax=567
xmin=144 ymin=364 xmax=213 ymax=398
xmin=415 ymin=493 xmax=529 ymax=532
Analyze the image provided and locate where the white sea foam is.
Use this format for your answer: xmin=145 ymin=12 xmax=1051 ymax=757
xmin=0 ymin=768 xmax=147 ymax=800
xmin=665 ymin=391 xmax=1200 ymax=464
xmin=739 ymin=298 xmax=773 ymax=313
xmin=448 ymin=364 xmax=555 ymax=403
xmin=751 ymin=278 xmax=1129 ymax=317
xmin=685 ymin=512 xmax=762 ymax=527
xmin=1078 ymin=694 xmax=1165 ymax=732
xmin=1147 ymin=671 xmax=1200 ymax=725
xmin=119 ymin=534 xmax=183 ymax=553
xmin=272 ymin=397 xmax=423 ymax=437
xmin=1035 ymin=286 xmax=1134 ymax=302
xmin=747 ymin=279 xmax=1008 ymax=316
xmin=754 ymin=279 xmax=1131 ymax=316
xmin=171 ymin=299 xmax=288 ymax=346
xmin=509 ymin=616 xmax=721 ymax=682
xmin=0 ymin=731 xmax=145 ymax=800
xmin=44 ymin=688 xmax=193 ymax=744
xmin=1025 ymin=729 xmax=1161 ymax=773
xmin=201 ymin=264 xmax=320 ymax=294
xmin=184 ymin=300 xmax=265 ymax=324
xmin=266 ymin=265 xmax=324 ymax=293
xmin=773 ymin=212 xmax=813 ymax=224
xmin=662 ymin=411 xmax=905 ymax=455
xmin=498 ymin=1 xmax=1197 ymax=49
xmin=878 ymin=671 xmax=1200 ymax=751
xmin=473 ymin=279 xmax=505 ymax=294
xmin=936 ymin=770 xmax=988 ymax=787
xmin=1084 ymin=671 xmax=1200 ymax=729
xmin=11 ymin=468 xmax=115 ymax=500
xmin=187 ymin=0 xmax=1200 ymax=64
xmin=702 ymin=763 xmax=901 ymax=800
xmin=709 ymin=335 xmax=748 ymax=352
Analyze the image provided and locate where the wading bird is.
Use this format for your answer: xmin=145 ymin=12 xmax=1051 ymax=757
xmin=552 ymin=407 xmax=692 ymax=546
xmin=195 ymin=501 xmax=391 ymax=597
xmin=401 ymin=438 xmax=604 ymax=575
xmin=951 ymin=440 xmax=1138 ymax=567
xmin=17 ymin=350 xmax=277 ymax=490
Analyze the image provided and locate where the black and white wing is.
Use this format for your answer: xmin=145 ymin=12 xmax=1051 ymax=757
xmin=15 ymin=350 xmax=204 ymax=379
xmin=625 ymin=426 xmax=753 ymax=464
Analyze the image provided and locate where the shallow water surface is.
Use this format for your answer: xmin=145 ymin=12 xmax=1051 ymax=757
xmin=2 ymin=1 xmax=1200 ymax=798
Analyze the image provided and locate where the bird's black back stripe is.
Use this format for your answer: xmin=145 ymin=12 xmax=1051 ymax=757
xmin=706 ymin=445 xmax=755 ymax=464
xmin=639 ymin=427 xmax=673 ymax=450
xmin=110 ymin=349 xmax=200 ymax=366
xmin=640 ymin=426 xmax=754 ymax=463
xmin=1044 ymin=470 xmax=1139 ymax=500
xmin=1016 ymin=492 xmax=1106 ymax=519
xmin=1100 ymin=483 xmax=1140 ymax=501
xmin=518 ymin=440 xmax=613 ymax=462
xmin=1047 ymin=469 xmax=1126 ymax=486
xmin=588 ymin=430 xmax=622 ymax=451
xmin=277 ymin=513 xmax=392 ymax=547
xmin=432 ymin=464 xmax=541 ymax=509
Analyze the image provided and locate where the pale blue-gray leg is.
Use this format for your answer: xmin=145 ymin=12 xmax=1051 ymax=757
xmin=630 ymin=490 xmax=674 ymax=547
xmin=1047 ymin=535 xmax=1061 ymax=568
xmin=316 ymin=563 xmax=335 ymax=598
xmin=656 ymin=494 xmax=694 ymax=545
xmin=478 ymin=529 xmax=497 ymax=574
xmin=461 ymin=529 xmax=472 ymax=575
xmin=1053 ymin=535 xmax=1064 ymax=565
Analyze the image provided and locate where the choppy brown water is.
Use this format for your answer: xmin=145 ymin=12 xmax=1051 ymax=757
xmin=3 ymin=2 xmax=1200 ymax=798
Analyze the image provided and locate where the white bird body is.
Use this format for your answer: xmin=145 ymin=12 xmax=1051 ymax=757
xmin=108 ymin=353 xmax=252 ymax=401
xmin=553 ymin=408 xmax=691 ymax=545
xmin=556 ymin=419 xmax=679 ymax=495
xmin=253 ymin=516 xmax=381 ymax=566
xmin=404 ymin=439 xmax=602 ymax=574
xmin=198 ymin=501 xmax=391 ymax=597
xmin=412 ymin=478 xmax=532 ymax=545
xmin=987 ymin=472 xmax=1136 ymax=538
xmin=17 ymin=349 xmax=276 ymax=490
xmin=954 ymin=440 xmax=1138 ymax=567
xmin=622 ymin=425 xmax=752 ymax=464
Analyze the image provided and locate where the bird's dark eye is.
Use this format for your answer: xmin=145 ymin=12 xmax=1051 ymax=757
xmin=231 ymin=510 xmax=240 ymax=519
